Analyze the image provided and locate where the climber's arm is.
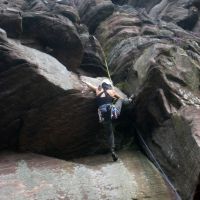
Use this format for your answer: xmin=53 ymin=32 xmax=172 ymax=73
xmin=107 ymin=89 xmax=124 ymax=99
xmin=84 ymin=81 xmax=97 ymax=91
xmin=113 ymin=90 xmax=124 ymax=99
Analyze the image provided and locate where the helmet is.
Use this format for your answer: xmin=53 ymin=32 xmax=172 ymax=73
xmin=101 ymin=79 xmax=113 ymax=90
xmin=101 ymin=79 xmax=112 ymax=86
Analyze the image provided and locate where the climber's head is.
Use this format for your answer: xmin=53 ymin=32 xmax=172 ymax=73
xmin=101 ymin=79 xmax=113 ymax=90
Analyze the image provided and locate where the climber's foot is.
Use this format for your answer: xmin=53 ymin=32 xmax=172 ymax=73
xmin=111 ymin=151 xmax=118 ymax=162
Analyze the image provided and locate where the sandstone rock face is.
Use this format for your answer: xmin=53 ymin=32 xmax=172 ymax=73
xmin=0 ymin=0 xmax=84 ymax=70
xmin=0 ymin=32 xmax=99 ymax=158
xmin=148 ymin=0 xmax=200 ymax=31
xmin=22 ymin=13 xmax=83 ymax=69
xmin=75 ymin=0 xmax=114 ymax=33
xmin=79 ymin=26 xmax=106 ymax=76
xmin=146 ymin=107 xmax=200 ymax=199
xmin=0 ymin=8 xmax=22 ymax=38
xmin=96 ymin=7 xmax=160 ymax=83
xmin=0 ymin=0 xmax=25 ymax=10
xmin=1 ymin=1 xmax=200 ymax=199
xmin=0 ymin=0 xmax=112 ymax=158
xmin=51 ymin=3 xmax=80 ymax=23
xmin=0 ymin=150 xmax=176 ymax=200
xmin=113 ymin=0 xmax=161 ymax=11
xmin=118 ymin=0 xmax=200 ymax=32
xmin=96 ymin=6 xmax=200 ymax=200
xmin=23 ymin=0 xmax=50 ymax=11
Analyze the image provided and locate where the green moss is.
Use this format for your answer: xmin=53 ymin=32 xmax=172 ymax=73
xmin=115 ymin=81 xmax=129 ymax=91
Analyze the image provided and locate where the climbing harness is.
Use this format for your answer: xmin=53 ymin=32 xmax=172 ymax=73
xmin=110 ymin=105 xmax=119 ymax=119
xmin=98 ymin=104 xmax=120 ymax=123
xmin=135 ymin=128 xmax=182 ymax=200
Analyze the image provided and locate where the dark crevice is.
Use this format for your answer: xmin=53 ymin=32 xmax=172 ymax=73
xmin=88 ymin=6 xmax=114 ymax=34
xmin=111 ymin=0 xmax=128 ymax=6
xmin=177 ymin=2 xmax=199 ymax=31
xmin=177 ymin=12 xmax=199 ymax=31
xmin=186 ymin=1 xmax=200 ymax=10
xmin=194 ymin=175 xmax=200 ymax=200
xmin=0 ymin=59 xmax=28 ymax=74
xmin=166 ymin=74 xmax=187 ymax=87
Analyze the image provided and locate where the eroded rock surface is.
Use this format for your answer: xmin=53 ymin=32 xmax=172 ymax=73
xmin=0 ymin=32 xmax=99 ymax=158
xmin=79 ymin=27 xmax=106 ymax=77
xmin=0 ymin=150 xmax=176 ymax=200
xmin=113 ymin=0 xmax=200 ymax=32
xmin=95 ymin=6 xmax=200 ymax=200
xmin=0 ymin=8 xmax=22 ymax=38
xmin=1 ymin=1 xmax=200 ymax=199
xmin=22 ymin=12 xmax=83 ymax=69
xmin=75 ymin=0 xmax=114 ymax=33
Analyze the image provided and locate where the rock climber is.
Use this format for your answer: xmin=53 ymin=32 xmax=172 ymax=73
xmin=85 ymin=78 xmax=134 ymax=162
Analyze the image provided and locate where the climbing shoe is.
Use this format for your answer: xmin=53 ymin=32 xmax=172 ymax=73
xmin=111 ymin=151 xmax=118 ymax=162
xmin=128 ymin=94 xmax=135 ymax=102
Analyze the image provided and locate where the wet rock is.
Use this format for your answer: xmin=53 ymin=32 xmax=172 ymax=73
xmin=22 ymin=13 xmax=83 ymax=69
xmin=75 ymin=0 xmax=114 ymax=33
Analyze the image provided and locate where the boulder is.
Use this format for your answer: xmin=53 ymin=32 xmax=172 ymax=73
xmin=75 ymin=0 xmax=114 ymax=33
xmin=23 ymin=0 xmax=80 ymax=23
xmin=0 ymin=28 xmax=7 ymax=41
xmin=0 ymin=34 xmax=99 ymax=158
xmin=53 ymin=0 xmax=76 ymax=6
xmin=114 ymin=0 xmax=161 ymax=12
xmin=23 ymin=0 xmax=50 ymax=12
xmin=148 ymin=0 xmax=199 ymax=31
xmin=51 ymin=3 xmax=80 ymax=23
xmin=133 ymin=0 xmax=200 ymax=32
xmin=0 ymin=0 xmax=25 ymax=10
xmin=144 ymin=107 xmax=200 ymax=199
xmin=78 ymin=25 xmax=106 ymax=77
xmin=22 ymin=13 xmax=83 ymax=70
xmin=0 ymin=8 xmax=22 ymax=38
